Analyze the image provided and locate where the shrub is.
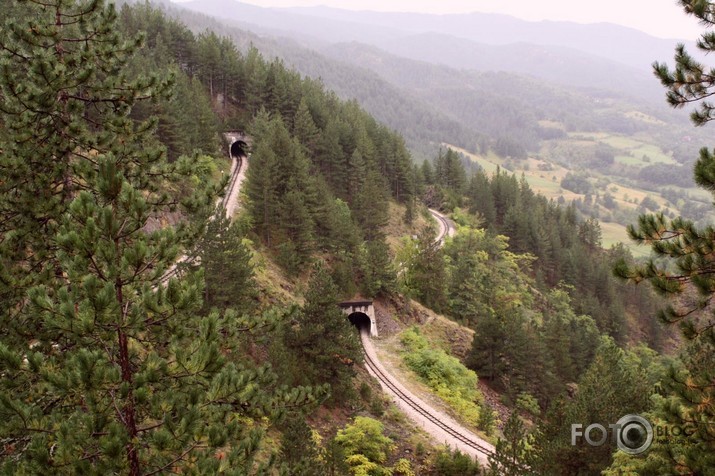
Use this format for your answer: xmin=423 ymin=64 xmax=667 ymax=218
xmin=516 ymin=392 xmax=541 ymax=417
xmin=392 ymin=458 xmax=416 ymax=476
xmin=335 ymin=417 xmax=396 ymax=464
xmin=433 ymin=448 xmax=481 ymax=475
xmin=400 ymin=327 xmax=483 ymax=426
xmin=479 ymin=402 xmax=497 ymax=436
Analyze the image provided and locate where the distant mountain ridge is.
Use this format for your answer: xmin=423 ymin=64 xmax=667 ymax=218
xmin=282 ymin=5 xmax=692 ymax=71
xmin=372 ymin=32 xmax=661 ymax=101
xmin=173 ymin=0 xmax=700 ymax=155
xmin=180 ymin=0 xmax=410 ymax=44
xmin=181 ymin=0 xmax=689 ymax=103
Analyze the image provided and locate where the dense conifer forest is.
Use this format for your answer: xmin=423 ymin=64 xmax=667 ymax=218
xmin=2 ymin=0 xmax=715 ymax=474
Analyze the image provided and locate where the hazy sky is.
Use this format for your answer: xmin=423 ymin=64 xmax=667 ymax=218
xmin=201 ymin=0 xmax=705 ymax=39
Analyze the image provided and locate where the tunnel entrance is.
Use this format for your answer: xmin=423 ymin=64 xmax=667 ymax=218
xmin=348 ymin=312 xmax=372 ymax=332
xmin=340 ymin=300 xmax=377 ymax=337
xmin=230 ymin=140 xmax=248 ymax=158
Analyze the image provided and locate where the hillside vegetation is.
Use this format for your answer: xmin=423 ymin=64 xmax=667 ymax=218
xmin=2 ymin=1 xmax=714 ymax=475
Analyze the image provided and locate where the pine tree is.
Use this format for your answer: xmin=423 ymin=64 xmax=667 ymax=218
xmin=280 ymin=188 xmax=315 ymax=266
xmin=360 ymin=239 xmax=397 ymax=297
xmin=532 ymin=338 xmax=651 ymax=475
xmin=446 ymin=231 xmax=493 ymax=324
xmin=613 ymin=4 xmax=715 ymax=471
xmin=353 ymin=168 xmax=389 ymax=242
xmin=467 ymin=171 xmax=497 ymax=225
xmin=279 ymin=415 xmax=324 ymax=476
xmin=245 ymin=111 xmax=280 ymax=245
xmin=293 ymin=97 xmax=320 ymax=155
xmin=487 ymin=412 xmax=536 ymax=476
xmin=409 ymin=226 xmax=448 ymax=312
xmin=0 ymin=2 xmax=320 ymax=472
xmin=284 ymin=264 xmax=363 ymax=404
xmin=243 ymin=47 xmax=268 ymax=115
xmin=197 ymin=210 xmax=257 ymax=313
xmin=421 ymin=159 xmax=435 ymax=185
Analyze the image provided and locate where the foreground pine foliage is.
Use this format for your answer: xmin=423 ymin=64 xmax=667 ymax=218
xmin=0 ymin=1 xmax=321 ymax=474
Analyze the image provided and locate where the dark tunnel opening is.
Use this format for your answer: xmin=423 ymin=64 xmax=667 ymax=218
xmin=348 ymin=312 xmax=371 ymax=333
xmin=230 ymin=140 xmax=248 ymax=158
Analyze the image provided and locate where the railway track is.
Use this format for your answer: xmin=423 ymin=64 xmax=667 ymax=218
xmin=220 ymin=153 xmax=244 ymax=211
xmin=159 ymin=151 xmax=245 ymax=285
xmin=360 ymin=331 xmax=495 ymax=460
xmin=358 ymin=208 xmax=527 ymax=466
xmin=429 ymin=209 xmax=451 ymax=245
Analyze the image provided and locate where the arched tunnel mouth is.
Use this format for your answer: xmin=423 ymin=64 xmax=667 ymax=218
xmin=230 ymin=140 xmax=248 ymax=158
xmin=348 ymin=312 xmax=371 ymax=333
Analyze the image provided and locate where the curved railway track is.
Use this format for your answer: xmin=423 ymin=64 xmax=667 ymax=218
xmin=429 ymin=209 xmax=451 ymax=245
xmin=357 ymin=207 xmax=527 ymax=466
xmin=360 ymin=330 xmax=495 ymax=460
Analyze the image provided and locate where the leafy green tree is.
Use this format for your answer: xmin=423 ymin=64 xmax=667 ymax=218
xmin=334 ymin=416 xmax=395 ymax=466
xmin=0 ymin=2 xmax=320 ymax=473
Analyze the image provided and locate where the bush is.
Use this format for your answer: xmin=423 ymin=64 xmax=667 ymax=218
xmin=516 ymin=392 xmax=541 ymax=417
xmin=400 ymin=327 xmax=483 ymax=426
xmin=370 ymin=397 xmax=385 ymax=417
xmin=335 ymin=417 xmax=395 ymax=464
xmin=392 ymin=458 xmax=415 ymax=476
xmin=433 ymin=448 xmax=481 ymax=475
xmin=359 ymin=382 xmax=372 ymax=401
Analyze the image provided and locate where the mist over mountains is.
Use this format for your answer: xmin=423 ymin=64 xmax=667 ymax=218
xmin=174 ymin=0 xmax=702 ymax=156
xmin=181 ymin=0 xmax=692 ymax=101
xmin=281 ymin=6 xmax=687 ymax=70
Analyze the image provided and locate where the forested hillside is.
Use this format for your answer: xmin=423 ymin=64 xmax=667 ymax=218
xmin=3 ymin=0 xmax=715 ymax=475
xmin=169 ymin=0 xmax=715 ymax=247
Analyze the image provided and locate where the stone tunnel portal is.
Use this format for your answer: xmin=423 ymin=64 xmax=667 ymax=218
xmin=230 ymin=140 xmax=248 ymax=159
xmin=340 ymin=300 xmax=377 ymax=337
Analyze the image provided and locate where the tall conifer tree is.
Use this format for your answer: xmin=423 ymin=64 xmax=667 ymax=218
xmin=0 ymin=1 xmax=319 ymax=472
xmin=613 ymin=2 xmax=715 ymax=472
xmin=283 ymin=264 xmax=362 ymax=404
